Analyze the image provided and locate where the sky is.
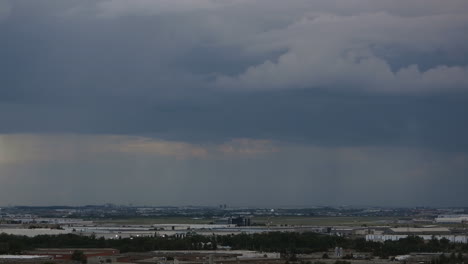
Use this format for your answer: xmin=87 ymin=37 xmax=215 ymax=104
xmin=0 ymin=0 xmax=467 ymax=207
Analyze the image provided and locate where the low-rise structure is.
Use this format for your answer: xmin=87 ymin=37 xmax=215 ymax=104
xmin=24 ymin=248 xmax=119 ymax=264
xmin=435 ymin=215 xmax=468 ymax=223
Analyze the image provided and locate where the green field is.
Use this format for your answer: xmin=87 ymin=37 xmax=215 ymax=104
xmin=257 ymin=216 xmax=402 ymax=226
xmin=95 ymin=217 xmax=212 ymax=225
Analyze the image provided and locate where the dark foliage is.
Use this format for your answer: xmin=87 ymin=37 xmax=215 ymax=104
xmin=0 ymin=232 xmax=467 ymax=258
xmin=71 ymin=250 xmax=87 ymax=264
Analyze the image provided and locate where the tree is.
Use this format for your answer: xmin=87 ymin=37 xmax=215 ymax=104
xmin=334 ymin=261 xmax=351 ymax=264
xmin=71 ymin=250 xmax=87 ymax=264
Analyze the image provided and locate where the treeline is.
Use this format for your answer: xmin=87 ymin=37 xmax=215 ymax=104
xmin=0 ymin=233 xmax=213 ymax=253
xmin=216 ymin=232 xmax=345 ymax=253
xmin=341 ymin=235 xmax=466 ymax=258
xmin=217 ymin=233 xmax=468 ymax=258
xmin=1 ymin=232 xmax=468 ymax=258
xmin=431 ymin=252 xmax=465 ymax=264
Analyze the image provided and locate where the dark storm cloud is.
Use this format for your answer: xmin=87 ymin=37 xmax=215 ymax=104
xmin=1 ymin=0 xmax=468 ymax=150
xmin=1 ymin=89 xmax=467 ymax=152
xmin=1 ymin=0 xmax=468 ymax=206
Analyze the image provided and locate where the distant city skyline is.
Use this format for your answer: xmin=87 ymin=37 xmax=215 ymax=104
xmin=0 ymin=0 xmax=467 ymax=206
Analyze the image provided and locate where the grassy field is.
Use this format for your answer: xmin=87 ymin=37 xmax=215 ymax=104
xmin=95 ymin=217 xmax=212 ymax=225
xmin=95 ymin=216 xmax=400 ymax=226
xmin=252 ymin=216 xmax=400 ymax=226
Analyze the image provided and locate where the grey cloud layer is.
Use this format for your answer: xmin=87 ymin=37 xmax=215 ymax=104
xmin=1 ymin=0 xmax=467 ymax=141
xmin=3 ymin=0 xmax=468 ymax=95
xmin=216 ymin=12 xmax=468 ymax=92
xmin=1 ymin=0 xmax=468 ymax=206
xmin=0 ymin=134 xmax=467 ymax=206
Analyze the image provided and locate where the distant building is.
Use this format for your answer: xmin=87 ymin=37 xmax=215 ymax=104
xmin=213 ymin=216 xmax=251 ymax=226
xmin=0 ymin=255 xmax=52 ymax=262
xmin=334 ymin=247 xmax=343 ymax=257
xmin=388 ymin=227 xmax=451 ymax=235
xmin=214 ymin=217 xmax=231 ymax=225
xmin=230 ymin=217 xmax=251 ymax=227
xmin=435 ymin=215 xmax=468 ymax=223
xmin=365 ymin=226 xmax=468 ymax=243
xmin=24 ymin=248 xmax=120 ymax=263
xmin=366 ymin=234 xmax=468 ymax=243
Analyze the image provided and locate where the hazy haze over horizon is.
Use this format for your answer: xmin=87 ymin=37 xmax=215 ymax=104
xmin=0 ymin=0 xmax=467 ymax=207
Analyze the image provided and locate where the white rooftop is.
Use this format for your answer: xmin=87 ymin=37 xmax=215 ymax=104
xmin=390 ymin=227 xmax=450 ymax=233
xmin=0 ymin=255 xmax=48 ymax=259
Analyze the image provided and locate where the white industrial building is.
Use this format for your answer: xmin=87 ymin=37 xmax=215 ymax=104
xmin=435 ymin=214 xmax=468 ymax=223
xmin=366 ymin=234 xmax=468 ymax=243
xmin=365 ymin=226 xmax=468 ymax=243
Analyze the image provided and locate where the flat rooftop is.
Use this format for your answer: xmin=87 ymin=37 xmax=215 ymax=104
xmin=390 ymin=227 xmax=450 ymax=233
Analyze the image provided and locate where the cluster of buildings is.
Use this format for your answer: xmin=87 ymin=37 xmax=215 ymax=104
xmin=1 ymin=215 xmax=467 ymax=243
xmin=365 ymin=227 xmax=468 ymax=243
xmin=4 ymin=205 xmax=466 ymax=220
xmin=2 ymin=249 xmax=464 ymax=264
xmin=435 ymin=214 xmax=468 ymax=224
xmin=0 ymin=250 xmax=282 ymax=264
